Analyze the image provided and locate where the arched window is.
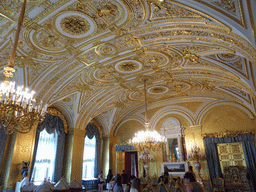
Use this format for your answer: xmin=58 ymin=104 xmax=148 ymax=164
xmin=31 ymin=129 xmax=58 ymax=183
xmin=82 ymin=135 xmax=96 ymax=179
xmin=30 ymin=113 xmax=66 ymax=183
xmin=84 ymin=123 xmax=101 ymax=178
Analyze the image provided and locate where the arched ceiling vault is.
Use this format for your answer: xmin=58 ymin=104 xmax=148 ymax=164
xmin=0 ymin=0 xmax=256 ymax=136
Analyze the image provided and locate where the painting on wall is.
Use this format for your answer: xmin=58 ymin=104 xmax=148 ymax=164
xmin=161 ymin=162 xmax=188 ymax=176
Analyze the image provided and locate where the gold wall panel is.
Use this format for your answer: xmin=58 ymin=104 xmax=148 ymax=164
xmin=201 ymin=105 xmax=256 ymax=134
xmin=217 ymin=142 xmax=246 ymax=174
xmin=178 ymin=102 xmax=204 ymax=113
xmin=116 ymin=151 xmax=125 ymax=175
xmin=115 ymin=120 xmax=144 ymax=144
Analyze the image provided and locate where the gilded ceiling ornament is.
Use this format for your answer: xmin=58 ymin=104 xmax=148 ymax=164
xmin=76 ymin=3 xmax=86 ymax=12
xmin=218 ymin=53 xmax=237 ymax=60
xmin=214 ymin=0 xmax=236 ymax=13
xmin=42 ymin=35 xmax=59 ymax=48
xmin=75 ymin=83 xmax=93 ymax=93
xmin=96 ymin=44 xmax=116 ymax=56
xmin=202 ymin=80 xmax=215 ymax=91
xmin=98 ymin=3 xmax=118 ymax=17
xmin=16 ymin=56 xmax=40 ymax=69
xmin=60 ymin=15 xmax=90 ymax=35
xmin=183 ymin=47 xmax=200 ymax=63
xmin=148 ymin=86 xmax=169 ymax=94
xmin=41 ymin=0 xmax=52 ymax=9
xmin=119 ymin=62 xmax=139 ymax=72
xmin=114 ymin=101 xmax=125 ymax=108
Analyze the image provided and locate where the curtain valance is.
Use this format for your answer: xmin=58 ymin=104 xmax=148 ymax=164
xmin=86 ymin=123 xmax=100 ymax=139
xmin=37 ymin=113 xmax=65 ymax=135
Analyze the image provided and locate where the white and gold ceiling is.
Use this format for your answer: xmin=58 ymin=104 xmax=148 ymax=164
xmin=0 ymin=0 xmax=256 ymax=136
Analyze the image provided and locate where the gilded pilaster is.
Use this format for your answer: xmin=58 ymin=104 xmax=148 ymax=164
xmin=109 ymin=136 xmax=117 ymax=174
xmin=70 ymin=129 xmax=86 ymax=181
xmin=102 ymin=136 xmax=109 ymax=177
xmin=0 ymin=131 xmax=17 ymax=190
xmin=8 ymin=124 xmax=37 ymax=190
xmin=62 ymin=129 xmax=74 ymax=182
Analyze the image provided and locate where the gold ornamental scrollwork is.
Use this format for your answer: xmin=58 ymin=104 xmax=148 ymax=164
xmin=47 ymin=107 xmax=68 ymax=133
xmin=202 ymin=130 xmax=255 ymax=138
xmin=60 ymin=15 xmax=90 ymax=35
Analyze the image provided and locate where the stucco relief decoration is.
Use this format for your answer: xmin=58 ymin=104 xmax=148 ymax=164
xmin=214 ymin=0 xmax=236 ymax=13
xmin=60 ymin=15 xmax=90 ymax=35
xmin=159 ymin=117 xmax=184 ymax=136
xmin=148 ymin=86 xmax=169 ymax=94
xmin=140 ymin=52 xmax=169 ymax=69
xmin=55 ymin=11 xmax=96 ymax=38
xmin=98 ymin=2 xmax=118 ymax=18
xmin=96 ymin=44 xmax=116 ymax=56
xmin=115 ymin=60 xmax=142 ymax=73
xmin=213 ymin=53 xmax=243 ymax=71
xmin=36 ymin=31 xmax=62 ymax=49
xmin=150 ymin=2 xmax=210 ymax=21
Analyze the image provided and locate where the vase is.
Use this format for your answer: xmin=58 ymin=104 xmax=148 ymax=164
xmin=144 ymin=163 xmax=149 ymax=176
xmin=194 ymin=161 xmax=201 ymax=177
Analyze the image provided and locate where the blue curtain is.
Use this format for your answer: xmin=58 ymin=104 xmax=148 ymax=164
xmin=0 ymin=125 xmax=7 ymax=166
xmin=30 ymin=113 xmax=66 ymax=182
xmin=85 ymin=123 xmax=101 ymax=178
xmin=203 ymin=133 xmax=256 ymax=191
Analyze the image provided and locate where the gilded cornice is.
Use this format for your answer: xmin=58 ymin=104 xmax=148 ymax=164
xmin=47 ymin=107 xmax=68 ymax=133
xmin=202 ymin=130 xmax=255 ymax=138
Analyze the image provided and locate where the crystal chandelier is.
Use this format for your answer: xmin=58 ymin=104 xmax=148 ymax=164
xmin=0 ymin=0 xmax=47 ymax=134
xmin=129 ymin=79 xmax=167 ymax=151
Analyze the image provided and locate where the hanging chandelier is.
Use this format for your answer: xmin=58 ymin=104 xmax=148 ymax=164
xmin=129 ymin=79 xmax=167 ymax=151
xmin=0 ymin=0 xmax=47 ymax=134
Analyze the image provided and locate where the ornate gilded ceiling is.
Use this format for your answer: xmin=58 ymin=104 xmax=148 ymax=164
xmin=0 ymin=0 xmax=256 ymax=135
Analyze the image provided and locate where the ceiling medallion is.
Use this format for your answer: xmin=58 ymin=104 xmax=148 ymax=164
xmin=115 ymin=60 xmax=142 ymax=74
xmin=55 ymin=11 xmax=96 ymax=38
xmin=96 ymin=44 xmax=116 ymax=56
xmin=60 ymin=15 xmax=89 ymax=35
xmin=148 ymin=86 xmax=169 ymax=94
xmin=119 ymin=62 xmax=139 ymax=71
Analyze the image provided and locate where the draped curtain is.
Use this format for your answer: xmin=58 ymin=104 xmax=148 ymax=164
xmin=85 ymin=123 xmax=101 ymax=178
xmin=30 ymin=113 xmax=65 ymax=182
xmin=0 ymin=125 xmax=7 ymax=166
xmin=204 ymin=133 xmax=256 ymax=191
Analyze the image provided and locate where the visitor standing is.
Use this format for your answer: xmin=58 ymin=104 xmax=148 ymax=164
xmin=130 ymin=178 xmax=141 ymax=192
xmin=98 ymin=171 xmax=104 ymax=192
xmin=106 ymin=169 xmax=114 ymax=192
xmin=121 ymin=170 xmax=129 ymax=192
xmin=113 ymin=174 xmax=123 ymax=192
